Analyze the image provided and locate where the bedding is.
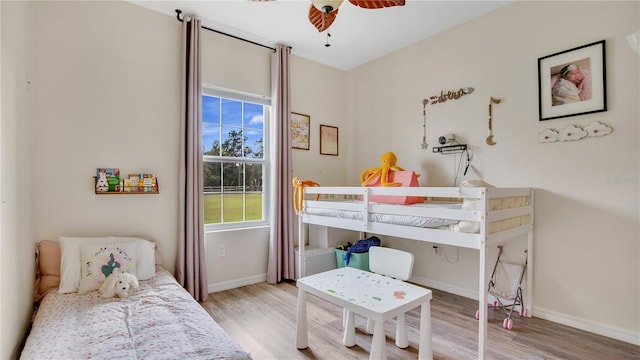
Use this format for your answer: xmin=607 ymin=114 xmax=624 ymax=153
xmin=305 ymin=200 xmax=463 ymax=228
xmin=21 ymin=267 xmax=252 ymax=360
xmin=303 ymin=198 xmax=530 ymax=234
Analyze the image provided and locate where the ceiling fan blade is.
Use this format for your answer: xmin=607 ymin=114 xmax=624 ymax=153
xmin=348 ymin=0 xmax=405 ymax=9
xmin=308 ymin=5 xmax=338 ymax=32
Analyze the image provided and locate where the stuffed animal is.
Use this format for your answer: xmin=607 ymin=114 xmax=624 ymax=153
xmin=96 ymin=171 xmax=109 ymax=192
xmin=99 ymin=268 xmax=139 ymax=298
xmin=360 ymin=151 xmax=408 ymax=186
xmin=292 ymin=177 xmax=320 ymax=214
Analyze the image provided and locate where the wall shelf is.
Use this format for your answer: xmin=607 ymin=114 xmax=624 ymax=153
xmin=94 ymin=174 xmax=159 ymax=195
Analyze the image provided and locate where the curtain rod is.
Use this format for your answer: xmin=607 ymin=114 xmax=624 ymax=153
xmin=175 ymin=9 xmax=276 ymax=52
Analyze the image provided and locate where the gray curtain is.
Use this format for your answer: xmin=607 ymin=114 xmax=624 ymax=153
xmin=177 ymin=16 xmax=208 ymax=301
xmin=267 ymin=44 xmax=295 ymax=284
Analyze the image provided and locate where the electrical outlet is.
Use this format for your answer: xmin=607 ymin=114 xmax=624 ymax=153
xmin=218 ymin=245 xmax=226 ymax=257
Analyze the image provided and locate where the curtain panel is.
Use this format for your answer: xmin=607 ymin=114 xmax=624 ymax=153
xmin=267 ymin=45 xmax=295 ymax=284
xmin=177 ymin=16 xmax=208 ymax=301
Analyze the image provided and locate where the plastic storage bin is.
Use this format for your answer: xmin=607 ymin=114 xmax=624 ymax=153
xmin=335 ymin=249 xmax=370 ymax=271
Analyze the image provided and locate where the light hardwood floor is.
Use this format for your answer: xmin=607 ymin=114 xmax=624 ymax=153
xmin=202 ymin=281 xmax=639 ymax=360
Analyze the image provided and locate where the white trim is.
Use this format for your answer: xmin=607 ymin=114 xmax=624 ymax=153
xmin=534 ymin=306 xmax=640 ymax=346
xmin=202 ymin=84 xmax=270 ymax=105
xmin=411 ymin=275 xmax=479 ymax=300
xmin=207 ymin=273 xmax=267 ymax=293
xmin=414 ymin=275 xmax=639 ymax=346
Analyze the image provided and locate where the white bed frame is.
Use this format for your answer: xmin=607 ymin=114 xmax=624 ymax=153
xmin=296 ymin=186 xmax=534 ymax=360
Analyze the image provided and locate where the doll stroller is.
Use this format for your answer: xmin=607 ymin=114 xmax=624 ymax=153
xmin=475 ymin=245 xmax=527 ymax=330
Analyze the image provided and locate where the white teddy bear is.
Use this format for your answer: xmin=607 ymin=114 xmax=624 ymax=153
xmin=99 ymin=268 xmax=139 ymax=298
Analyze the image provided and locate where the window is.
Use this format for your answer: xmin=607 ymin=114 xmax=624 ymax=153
xmin=202 ymin=87 xmax=270 ymax=229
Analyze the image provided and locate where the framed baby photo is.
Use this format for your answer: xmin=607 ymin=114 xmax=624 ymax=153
xmin=538 ymin=40 xmax=607 ymax=121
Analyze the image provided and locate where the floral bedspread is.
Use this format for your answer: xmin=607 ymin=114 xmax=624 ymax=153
xmin=21 ymin=267 xmax=252 ymax=360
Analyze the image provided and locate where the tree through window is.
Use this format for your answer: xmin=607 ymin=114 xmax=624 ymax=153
xmin=202 ymin=88 xmax=270 ymax=227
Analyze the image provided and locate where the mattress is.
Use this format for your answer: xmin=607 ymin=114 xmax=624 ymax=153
xmin=304 ymin=201 xmax=463 ymax=228
xmin=21 ymin=267 xmax=251 ymax=360
xmin=304 ymin=196 xmax=531 ymax=234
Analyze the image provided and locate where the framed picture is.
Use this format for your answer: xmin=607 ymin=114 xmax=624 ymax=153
xmin=538 ymin=40 xmax=606 ymax=121
xmin=291 ymin=112 xmax=310 ymax=150
xmin=319 ymin=124 xmax=338 ymax=156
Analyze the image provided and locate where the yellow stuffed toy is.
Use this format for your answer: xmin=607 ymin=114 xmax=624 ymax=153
xmin=360 ymin=151 xmax=418 ymax=186
xmin=292 ymin=177 xmax=320 ymax=214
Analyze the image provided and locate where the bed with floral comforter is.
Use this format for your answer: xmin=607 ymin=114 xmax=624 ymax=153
xmin=21 ymin=267 xmax=251 ymax=359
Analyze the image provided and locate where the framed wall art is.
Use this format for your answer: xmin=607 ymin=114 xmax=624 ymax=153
xmin=538 ymin=40 xmax=606 ymax=121
xmin=290 ymin=112 xmax=310 ymax=150
xmin=319 ymin=124 xmax=338 ymax=156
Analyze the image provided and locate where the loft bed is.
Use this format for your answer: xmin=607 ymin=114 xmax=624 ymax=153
xmin=295 ymin=185 xmax=534 ymax=360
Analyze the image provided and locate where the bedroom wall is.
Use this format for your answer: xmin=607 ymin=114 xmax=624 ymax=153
xmin=1 ymin=2 xmax=36 ymax=358
xmin=346 ymin=0 xmax=639 ymax=344
xmin=290 ymin=56 xmax=348 ymax=186
xmin=29 ymin=1 xmax=181 ymax=273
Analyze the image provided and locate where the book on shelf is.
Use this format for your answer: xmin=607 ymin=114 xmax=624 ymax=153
xmin=96 ymin=168 xmax=121 ymax=192
xmin=126 ymin=173 xmax=157 ymax=193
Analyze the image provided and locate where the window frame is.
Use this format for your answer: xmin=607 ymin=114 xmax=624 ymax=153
xmin=202 ymin=86 xmax=271 ymax=232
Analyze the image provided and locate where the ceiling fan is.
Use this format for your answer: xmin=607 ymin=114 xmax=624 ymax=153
xmin=308 ymin=0 xmax=406 ymax=33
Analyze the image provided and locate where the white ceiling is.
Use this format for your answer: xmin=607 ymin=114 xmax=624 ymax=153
xmin=129 ymin=0 xmax=514 ymax=71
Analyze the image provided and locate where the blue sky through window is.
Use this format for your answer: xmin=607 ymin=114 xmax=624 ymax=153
xmin=202 ymin=95 xmax=264 ymax=156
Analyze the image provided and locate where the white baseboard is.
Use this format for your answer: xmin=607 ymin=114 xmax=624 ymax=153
xmin=208 ymin=273 xmax=267 ymax=293
xmin=534 ymin=307 xmax=640 ymax=346
xmin=411 ymin=275 xmax=479 ymax=300
xmin=411 ymin=275 xmax=640 ymax=346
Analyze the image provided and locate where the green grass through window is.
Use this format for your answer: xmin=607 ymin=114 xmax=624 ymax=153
xmin=204 ymin=193 xmax=263 ymax=224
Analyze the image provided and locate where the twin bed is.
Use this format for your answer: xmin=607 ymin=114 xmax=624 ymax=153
xmin=295 ymin=183 xmax=535 ymax=359
xmin=21 ymin=237 xmax=251 ymax=360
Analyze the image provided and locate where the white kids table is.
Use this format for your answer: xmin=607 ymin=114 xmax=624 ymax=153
xmin=296 ymin=267 xmax=433 ymax=360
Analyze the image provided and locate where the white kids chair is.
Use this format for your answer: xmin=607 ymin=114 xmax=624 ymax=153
xmin=343 ymin=246 xmax=415 ymax=348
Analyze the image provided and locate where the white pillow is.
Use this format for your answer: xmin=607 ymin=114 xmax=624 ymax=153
xmin=77 ymin=243 xmax=138 ymax=295
xmin=59 ymin=236 xmax=156 ymax=294
xmin=453 ymin=179 xmax=496 ymax=233
xmin=460 ymin=179 xmax=495 ymax=188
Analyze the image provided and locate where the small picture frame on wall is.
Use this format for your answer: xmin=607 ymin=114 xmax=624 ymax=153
xmin=291 ymin=112 xmax=310 ymax=150
xmin=319 ymin=124 xmax=338 ymax=156
xmin=538 ymin=40 xmax=607 ymax=121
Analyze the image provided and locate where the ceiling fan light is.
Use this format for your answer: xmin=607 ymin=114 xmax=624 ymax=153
xmin=311 ymin=0 xmax=343 ymax=14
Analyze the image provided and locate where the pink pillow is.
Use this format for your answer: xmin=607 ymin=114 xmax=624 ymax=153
xmin=364 ymin=171 xmax=424 ymax=205
xmin=35 ymin=240 xmax=61 ymax=301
